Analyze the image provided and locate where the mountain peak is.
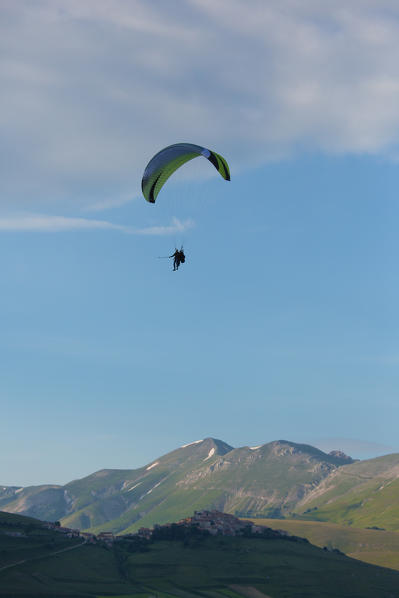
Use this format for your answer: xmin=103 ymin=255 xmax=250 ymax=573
xmin=179 ymin=437 xmax=234 ymax=454
xmin=180 ymin=439 xmax=204 ymax=448
xmin=328 ymin=450 xmax=355 ymax=464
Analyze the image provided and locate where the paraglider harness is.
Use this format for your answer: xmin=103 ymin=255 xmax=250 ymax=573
xmin=170 ymin=247 xmax=185 ymax=271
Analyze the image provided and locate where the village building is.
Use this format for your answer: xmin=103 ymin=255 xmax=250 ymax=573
xmin=175 ymin=510 xmax=261 ymax=536
xmin=137 ymin=527 xmax=152 ymax=539
xmin=83 ymin=510 xmax=290 ymax=544
xmin=97 ymin=531 xmax=115 ymax=544
xmin=81 ymin=532 xmax=96 ymax=543
xmin=53 ymin=526 xmax=80 ymax=538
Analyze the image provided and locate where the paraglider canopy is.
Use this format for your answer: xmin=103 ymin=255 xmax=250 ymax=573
xmin=142 ymin=142 xmax=230 ymax=203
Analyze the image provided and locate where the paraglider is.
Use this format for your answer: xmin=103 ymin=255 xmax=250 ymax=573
xmin=142 ymin=143 xmax=230 ymax=204
xmin=142 ymin=143 xmax=230 ymax=271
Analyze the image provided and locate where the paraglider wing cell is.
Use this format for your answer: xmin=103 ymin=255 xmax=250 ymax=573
xmin=142 ymin=143 xmax=230 ymax=203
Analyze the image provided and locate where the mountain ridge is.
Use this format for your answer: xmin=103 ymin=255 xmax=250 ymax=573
xmin=1 ymin=437 xmax=362 ymax=532
xmin=3 ymin=438 xmax=398 ymax=533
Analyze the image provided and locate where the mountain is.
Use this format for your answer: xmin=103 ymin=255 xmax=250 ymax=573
xmin=293 ymin=452 xmax=399 ymax=531
xmin=0 ymin=486 xmax=25 ymax=509
xmin=1 ymin=438 xmax=357 ymax=533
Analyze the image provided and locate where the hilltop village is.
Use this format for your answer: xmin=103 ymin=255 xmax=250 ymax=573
xmin=41 ymin=510 xmax=297 ymax=545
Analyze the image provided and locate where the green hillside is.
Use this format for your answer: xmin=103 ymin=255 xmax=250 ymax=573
xmin=0 ymin=511 xmax=83 ymax=570
xmin=1 ymin=484 xmax=68 ymax=521
xmin=1 ymin=522 xmax=399 ymax=597
xmin=294 ymin=453 xmax=399 ymax=531
xmin=246 ymin=518 xmax=399 ymax=571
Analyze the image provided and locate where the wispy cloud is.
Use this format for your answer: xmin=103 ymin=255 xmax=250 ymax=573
xmin=134 ymin=217 xmax=194 ymax=236
xmin=3 ymin=1 xmax=399 ymax=208
xmin=0 ymin=214 xmax=193 ymax=235
xmin=0 ymin=214 xmax=130 ymax=233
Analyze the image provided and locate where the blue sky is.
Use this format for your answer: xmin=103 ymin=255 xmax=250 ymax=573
xmin=1 ymin=1 xmax=399 ymax=485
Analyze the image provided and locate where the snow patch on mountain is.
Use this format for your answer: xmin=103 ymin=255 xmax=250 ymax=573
xmin=64 ymin=490 xmax=72 ymax=504
xmin=146 ymin=461 xmax=159 ymax=471
xmin=181 ymin=440 xmax=203 ymax=448
xmin=127 ymin=482 xmax=142 ymax=492
xmin=139 ymin=476 xmax=168 ymax=500
xmin=204 ymin=448 xmax=215 ymax=460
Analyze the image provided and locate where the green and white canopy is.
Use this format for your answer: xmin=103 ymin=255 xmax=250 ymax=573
xmin=142 ymin=143 xmax=230 ymax=203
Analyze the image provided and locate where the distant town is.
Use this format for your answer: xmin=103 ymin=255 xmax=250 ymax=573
xmin=40 ymin=510 xmax=295 ymax=545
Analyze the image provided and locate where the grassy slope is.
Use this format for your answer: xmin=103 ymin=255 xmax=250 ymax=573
xmin=90 ymin=487 xmax=226 ymax=535
xmin=0 ymin=511 xmax=135 ymax=597
xmin=1 ymin=485 xmax=66 ymax=521
xmin=1 ymin=530 xmax=399 ymax=597
xmin=294 ymin=454 xmax=399 ymax=531
xmin=246 ymin=518 xmax=399 ymax=571
xmin=300 ymin=479 xmax=399 ymax=531
xmin=0 ymin=511 xmax=83 ymax=570
xmin=120 ymin=537 xmax=399 ymax=598
xmin=62 ymin=439 xmax=234 ymax=532
xmin=0 ymin=511 xmax=39 ymax=526
xmin=0 ymin=543 xmax=136 ymax=598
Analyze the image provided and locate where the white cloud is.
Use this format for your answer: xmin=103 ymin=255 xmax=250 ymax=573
xmin=0 ymin=214 xmax=130 ymax=232
xmin=2 ymin=1 xmax=399 ymax=209
xmin=0 ymin=214 xmax=193 ymax=235
xmin=135 ymin=217 xmax=194 ymax=236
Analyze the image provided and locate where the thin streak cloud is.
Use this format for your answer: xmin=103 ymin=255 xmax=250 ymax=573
xmin=0 ymin=214 xmax=193 ymax=235
xmin=0 ymin=215 xmax=130 ymax=233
